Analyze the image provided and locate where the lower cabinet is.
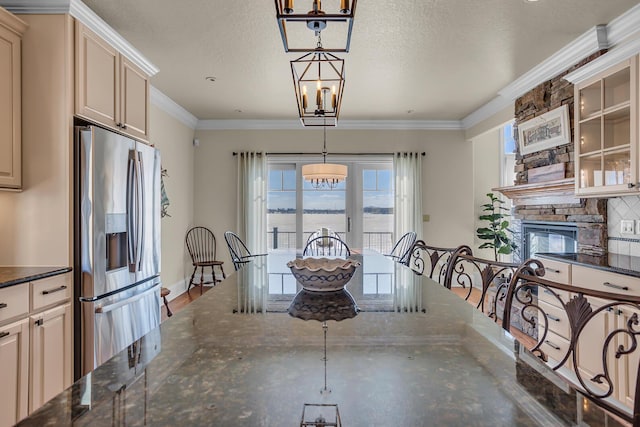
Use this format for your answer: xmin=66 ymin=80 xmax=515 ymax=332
xmin=617 ymin=305 xmax=640 ymax=408
xmin=0 ymin=318 xmax=29 ymax=427
xmin=0 ymin=272 xmax=72 ymax=427
xmin=30 ymin=303 xmax=72 ymax=412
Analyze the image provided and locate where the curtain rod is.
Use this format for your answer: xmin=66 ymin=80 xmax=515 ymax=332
xmin=232 ymin=152 xmax=425 ymax=156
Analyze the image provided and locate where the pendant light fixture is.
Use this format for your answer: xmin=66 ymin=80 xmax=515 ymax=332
xmin=275 ymin=0 xmax=357 ymax=53
xmin=290 ymin=35 xmax=345 ymax=127
xmin=302 ymin=125 xmax=347 ymax=189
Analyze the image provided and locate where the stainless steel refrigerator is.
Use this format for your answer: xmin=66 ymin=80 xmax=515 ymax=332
xmin=74 ymin=125 xmax=161 ymax=378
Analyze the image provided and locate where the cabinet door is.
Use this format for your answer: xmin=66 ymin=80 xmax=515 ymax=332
xmin=575 ymin=57 xmax=638 ymax=196
xmin=30 ymin=303 xmax=72 ymax=413
xmin=575 ymin=297 xmax=618 ymax=396
xmin=617 ymin=305 xmax=640 ymax=408
xmin=0 ymin=20 xmax=22 ymax=189
xmin=75 ymin=22 xmax=119 ymax=128
xmin=120 ymin=56 xmax=149 ymax=141
xmin=0 ymin=318 xmax=29 ymax=427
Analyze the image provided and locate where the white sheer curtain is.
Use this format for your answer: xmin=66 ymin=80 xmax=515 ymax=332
xmin=393 ymin=152 xmax=423 ymax=241
xmin=236 ymin=152 xmax=267 ymax=313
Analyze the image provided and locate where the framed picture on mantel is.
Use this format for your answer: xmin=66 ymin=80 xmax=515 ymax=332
xmin=518 ymin=104 xmax=570 ymax=155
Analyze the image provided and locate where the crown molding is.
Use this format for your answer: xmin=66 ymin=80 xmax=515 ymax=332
xmin=150 ymin=87 xmax=198 ymax=130
xmin=564 ymin=34 xmax=640 ymax=84
xmin=605 ymin=3 xmax=640 ymax=46
xmin=497 ymin=25 xmax=607 ymax=101
xmin=466 ymin=5 xmax=640 ymax=129
xmin=196 ymin=119 xmax=464 ymax=131
xmin=0 ymin=0 xmax=158 ymax=76
xmin=461 ymin=96 xmax=513 ymax=130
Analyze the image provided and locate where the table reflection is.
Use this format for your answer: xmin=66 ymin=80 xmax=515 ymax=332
xmin=238 ymin=249 xmax=424 ymax=313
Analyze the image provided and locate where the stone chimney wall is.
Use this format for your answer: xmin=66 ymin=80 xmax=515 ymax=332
xmin=511 ymin=51 xmax=608 ymax=256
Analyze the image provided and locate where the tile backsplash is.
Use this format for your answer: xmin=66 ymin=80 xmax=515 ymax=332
xmin=608 ymin=195 xmax=640 ymax=257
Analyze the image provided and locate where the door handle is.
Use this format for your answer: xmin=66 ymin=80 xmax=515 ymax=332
xmin=95 ymin=283 xmax=160 ymax=314
xmin=347 ymin=216 xmax=351 ymax=233
xmin=127 ymin=152 xmax=136 ymax=272
xmin=137 ymin=151 xmax=145 ymax=271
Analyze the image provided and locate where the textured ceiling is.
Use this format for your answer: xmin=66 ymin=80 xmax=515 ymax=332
xmin=81 ymin=0 xmax=640 ymax=121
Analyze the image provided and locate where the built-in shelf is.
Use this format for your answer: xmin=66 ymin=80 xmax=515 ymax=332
xmin=493 ymin=178 xmax=579 ymax=206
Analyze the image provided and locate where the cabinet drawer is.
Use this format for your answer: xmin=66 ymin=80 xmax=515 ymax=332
xmin=538 ymin=286 xmax=571 ymax=308
xmin=539 ymin=331 xmax=570 ymax=367
xmin=538 ymin=300 xmax=570 ymax=340
xmin=0 ymin=283 xmax=29 ymax=323
xmin=32 ymin=275 xmax=71 ymax=311
xmin=572 ymin=265 xmax=640 ymax=297
xmin=539 ymin=259 xmax=570 ymax=284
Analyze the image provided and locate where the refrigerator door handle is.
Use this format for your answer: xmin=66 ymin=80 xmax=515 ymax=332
xmin=127 ymin=152 xmax=137 ymax=272
xmin=94 ymin=282 xmax=160 ymax=314
xmin=136 ymin=151 xmax=145 ymax=271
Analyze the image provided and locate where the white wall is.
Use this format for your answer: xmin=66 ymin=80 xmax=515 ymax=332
xmin=471 ymin=127 xmax=502 ymax=259
xmin=148 ymin=105 xmax=195 ymax=295
xmin=192 ymin=128 xmax=474 ymax=267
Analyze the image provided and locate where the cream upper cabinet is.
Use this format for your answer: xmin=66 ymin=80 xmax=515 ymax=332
xmin=574 ymin=56 xmax=638 ymax=196
xmin=0 ymin=8 xmax=27 ymax=190
xmin=29 ymin=303 xmax=72 ymax=413
xmin=0 ymin=318 xmax=29 ymax=427
xmin=75 ymin=21 xmax=149 ymax=141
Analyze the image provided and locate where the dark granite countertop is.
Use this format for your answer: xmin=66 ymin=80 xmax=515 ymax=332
xmin=535 ymin=252 xmax=640 ymax=278
xmin=15 ymin=253 xmax=630 ymax=426
xmin=0 ymin=266 xmax=72 ymax=289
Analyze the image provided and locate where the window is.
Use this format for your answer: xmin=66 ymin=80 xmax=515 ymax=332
xmin=266 ymin=157 xmax=394 ymax=252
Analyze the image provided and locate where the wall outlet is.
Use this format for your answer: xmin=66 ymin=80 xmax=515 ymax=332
xmin=422 ymin=214 xmax=430 ymax=222
xmin=621 ymin=220 xmax=635 ymax=234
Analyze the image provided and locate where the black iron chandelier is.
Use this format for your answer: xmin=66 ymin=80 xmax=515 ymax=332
xmin=275 ymin=0 xmax=357 ymax=53
xmin=290 ymin=38 xmax=345 ymax=127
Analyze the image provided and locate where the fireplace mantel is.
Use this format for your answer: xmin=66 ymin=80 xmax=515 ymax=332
xmin=493 ymin=178 xmax=580 ymax=206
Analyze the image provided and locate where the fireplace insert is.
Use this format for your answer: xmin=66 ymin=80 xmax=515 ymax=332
xmin=521 ymin=221 xmax=578 ymax=260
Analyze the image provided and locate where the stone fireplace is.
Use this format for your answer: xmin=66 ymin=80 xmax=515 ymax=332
xmin=494 ymin=51 xmax=609 ymax=257
xmin=495 ymin=180 xmax=607 ymax=257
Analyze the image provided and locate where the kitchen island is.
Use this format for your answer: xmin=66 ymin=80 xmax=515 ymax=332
xmin=15 ymin=253 xmax=630 ymax=426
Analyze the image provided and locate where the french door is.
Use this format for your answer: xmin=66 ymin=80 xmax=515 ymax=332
xmin=267 ymin=157 xmax=393 ymax=253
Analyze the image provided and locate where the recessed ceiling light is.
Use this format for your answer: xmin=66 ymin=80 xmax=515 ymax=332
xmin=205 ymin=76 xmax=216 ymax=82
xmin=524 ymin=0 xmax=539 ymax=2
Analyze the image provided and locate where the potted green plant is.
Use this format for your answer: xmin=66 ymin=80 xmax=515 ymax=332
xmin=476 ymin=192 xmax=517 ymax=262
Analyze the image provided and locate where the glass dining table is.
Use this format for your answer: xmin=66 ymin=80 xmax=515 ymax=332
xmin=17 ymin=250 xmax=631 ymax=426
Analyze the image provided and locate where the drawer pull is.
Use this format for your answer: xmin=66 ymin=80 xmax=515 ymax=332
xmin=0 ymin=303 xmax=6 ymax=309
xmin=0 ymin=331 xmax=9 ymax=339
xmin=548 ymin=314 xmax=561 ymax=322
xmin=42 ymin=285 xmax=67 ymax=295
xmin=544 ymin=340 xmax=561 ymax=350
xmin=546 ymin=268 xmax=561 ymax=274
xmin=543 ymin=289 xmax=555 ymax=296
xmin=603 ymin=282 xmax=629 ymax=291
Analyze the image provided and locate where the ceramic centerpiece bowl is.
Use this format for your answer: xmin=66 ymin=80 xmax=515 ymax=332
xmin=287 ymin=257 xmax=361 ymax=292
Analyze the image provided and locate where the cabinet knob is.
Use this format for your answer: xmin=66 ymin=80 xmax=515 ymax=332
xmin=628 ymin=183 xmax=637 ymax=188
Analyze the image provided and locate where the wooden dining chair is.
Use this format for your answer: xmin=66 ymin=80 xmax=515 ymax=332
xmin=303 ymin=235 xmax=351 ymax=258
xmin=385 ymin=231 xmax=417 ymax=265
xmin=224 ymin=231 xmax=267 ymax=270
xmin=185 ymin=226 xmax=226 ymax=294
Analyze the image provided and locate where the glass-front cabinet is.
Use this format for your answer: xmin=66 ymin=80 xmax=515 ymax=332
xmin=575 ymin=57 xmax=638 ymax=196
